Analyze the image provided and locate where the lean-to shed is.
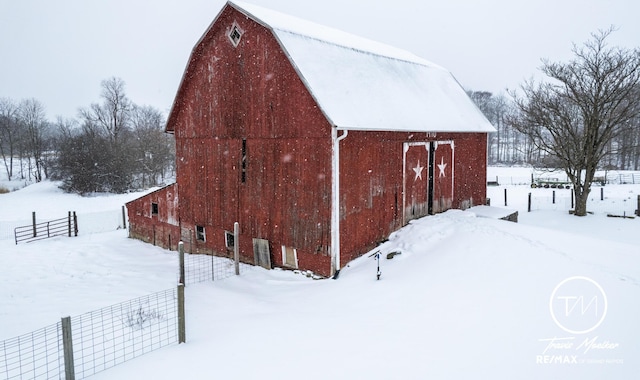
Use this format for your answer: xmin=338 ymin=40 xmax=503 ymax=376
xmin=126 ymin=1 xmax=495 ymax=277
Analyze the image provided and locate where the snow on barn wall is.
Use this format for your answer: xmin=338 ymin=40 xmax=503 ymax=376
xmin=127 ymin=1 xmax=495 ymax=277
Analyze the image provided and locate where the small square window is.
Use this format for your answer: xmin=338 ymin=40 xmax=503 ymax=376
xmin=228 ymin=23 xmax=243 ymax=47
xmin=196 ymin=226 xmax=206 ymax=242
xmin=151 ymin=202 xmax=159 ymax=215
xmin=225 ymin=231 xmax=235 ymax=249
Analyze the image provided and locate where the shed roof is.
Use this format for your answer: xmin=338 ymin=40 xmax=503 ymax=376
xmin=229 ymin=1 xmax=495 ymax=133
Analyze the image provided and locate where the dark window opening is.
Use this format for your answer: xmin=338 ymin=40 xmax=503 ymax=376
xmin=225 ymin=231 xmax=235 ymax=249
xmin=241 ymin=139 xmax=247 ymax=183
xmin=196 ymin=225 xmax=206 ymax=242
xmin=151 ymin=202 xmax=159 ymax=216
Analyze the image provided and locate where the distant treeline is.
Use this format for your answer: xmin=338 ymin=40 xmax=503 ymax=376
xmin=0 ymin=77 xmax=175 ymax=194
xmin=468 ymin=90 xmax=640 ymax=170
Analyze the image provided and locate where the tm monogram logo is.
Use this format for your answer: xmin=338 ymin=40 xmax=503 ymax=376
xmin=549 ymin=276 xmax=608 ymax=334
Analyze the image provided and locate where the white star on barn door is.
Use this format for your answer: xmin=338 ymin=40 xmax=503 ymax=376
xmin=437 ymin=157 xmax=447 ymax=177
xmin=413 ymin=161 xmax=424 ymax=181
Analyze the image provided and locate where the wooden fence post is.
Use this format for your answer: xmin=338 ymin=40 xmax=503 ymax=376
xmin=178 ymin=241 xmax=185 ymax=285
xmin=601 ymin=187 xmax=604 ymax=201
xmin=32 ymin=212 xmax=36 ymax=238
xmin=73 ymin=212 xmax=78 ymax=236
xmin=636 ymin=195 xmax=640 ymax=217
xmin=571 ymin=190 xmax=575 ymax=209
xmin=121 ymin=205 xmax=127 ymax=229
xmin=61 ymin=316 xmax=75 ymax=380
xmin=177 ymin=284 xmax=186 ymax=344
xmin=68 ymin=211 xmax=72 ymax=237
xmin=234 ymin=222 xmax=240 ymax=276
xmin=504 ymin=188 xmax=508 ymax=206
xmin=528 ymin=192 xmax=532 ymax=212
xmin=552 ymin=190 xmax=556 ymax=204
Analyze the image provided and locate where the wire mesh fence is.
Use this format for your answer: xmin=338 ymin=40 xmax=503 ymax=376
xmin=183 ymin=251 xmax=253 ymax=285
xmin=0 ymin=322 xmax=64 ymax=380
xmin=0 ymin=287 xmax=181 ymax=380
xmin=70 ymin=288 xmax=179 ymax=379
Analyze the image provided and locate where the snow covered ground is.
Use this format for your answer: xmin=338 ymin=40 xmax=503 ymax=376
xmin=1 ymin=167 xmax=639 ymax=379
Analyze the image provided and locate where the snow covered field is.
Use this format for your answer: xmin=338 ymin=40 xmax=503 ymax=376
xmin=1 ymin=167 xmax=639 ymax=379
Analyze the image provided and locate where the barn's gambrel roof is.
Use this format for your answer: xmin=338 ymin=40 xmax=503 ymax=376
xmin=229 ymin=1 xmax=495 ymax=133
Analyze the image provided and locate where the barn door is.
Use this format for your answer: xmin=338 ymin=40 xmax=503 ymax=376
xmin=403 ymin=142 xmax=429 ymax=224
xmin=432 ymin=141 xmax=454 ymax=214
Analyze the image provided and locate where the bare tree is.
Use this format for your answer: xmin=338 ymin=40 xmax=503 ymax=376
xmin=19 ymin=98 xmax=50 ymax=182
xmin=130 ymin=105 xmax=175 ymax=187
xmin=79 ymin=77 xmax=131 ymax=144
xmin=510 ymin=28 xmax=640 ymax=216
xmin=0 ymin=97 xmax=21 ymax=180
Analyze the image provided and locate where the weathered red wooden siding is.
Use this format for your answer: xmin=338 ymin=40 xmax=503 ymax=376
xmin=448 ymin=132 xmax=488 ymax=208
xmin=338 ymin=131 xmax=488 ymax=267
xmin=169 ymin=6 xmax=333 ymax=272
xmin=127 ymin=184 xmax=180 ymax=250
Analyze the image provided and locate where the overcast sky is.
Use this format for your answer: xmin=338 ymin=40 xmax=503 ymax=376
xmin=1 ymin=0 xmax=638 ymax=121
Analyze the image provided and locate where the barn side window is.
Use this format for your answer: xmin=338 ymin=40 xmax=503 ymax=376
xmin=241 ymin=139 xmax=247 ymax=183
xmin=228 ymin=23 xmax=243 ymax=47
xmin=151 ymin=202 xmax=159 ymax=216
xmin=196 ymin=225 xmax=206 ymax=242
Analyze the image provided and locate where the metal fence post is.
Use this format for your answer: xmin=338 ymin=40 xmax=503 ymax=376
xmin=121 ymin=205 xmax=127 ymax=229
xmin=32 ymin=211 xmax=36 ymax=238
xmin=528 ymin=192 xmax=532 ymax=212
xmin=552 ymin=190 xmax=556 ymax=204
xmin=504 ymin=188 xmax=507 ymax=206
xmin=61 ymin=316 xmax=75 ymax=380
xmin=178 ymin=241 xmax=185 ymax=285
xmin=234 ymin=222 xmax=240 ymax=275
xmin=177 ymin=284 xmax=186 ymax=344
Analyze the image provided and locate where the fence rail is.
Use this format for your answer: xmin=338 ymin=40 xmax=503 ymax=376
xmin=0 ymin=286 xmax=183 ymax=380
xmin=14 ymin=212 xmax=77 ymax=244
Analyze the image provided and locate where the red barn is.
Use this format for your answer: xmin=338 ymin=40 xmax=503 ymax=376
xmin=126 ymin=1 xmax=495 ymax=277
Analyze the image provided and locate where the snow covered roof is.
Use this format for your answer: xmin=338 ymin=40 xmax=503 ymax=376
xmin=229 ymin=1 xmax=495 ymax=133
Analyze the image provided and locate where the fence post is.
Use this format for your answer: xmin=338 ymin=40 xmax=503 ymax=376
xmin=571 ymin=190 xmax=575 ymax=209
xmin=61 ymin=316 xmax=75 ymax=380
xmin=73 ymin=212 xmax=78 ymax=236
xmin=178 ymin=241 xmax=185 ymax=285
xmin=601 ymin=187 xmax=604 ymax=201
xmin=121 ymin=205 xmax=127 ymax=229
xmin=528 ymin=192 xmax=532 ymax=212
xmin=177 ymin=284 xmax=186 ymax=344
xmin=68 ymin=211 xmax=72 ymax=237
xmin=552 ymin=190 xmax=556 ymax=204
xmin=636 ymin=195 xmax=640 ymax=217
xmin=504 ymin=188 xmax=508 ymax=206
xmin=234 ymin=222 xmax=240 ymax=276
xmin=32 ymin=211 xmax=36 ymax=238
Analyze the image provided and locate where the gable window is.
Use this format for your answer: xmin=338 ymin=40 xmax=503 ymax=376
xmin=151 ymin=202 xmax=159 ymax=216
xmin=196 ymin=225 xmax=206 ymax=242
xmin=228 ymin=23 xmax=243 ymax=47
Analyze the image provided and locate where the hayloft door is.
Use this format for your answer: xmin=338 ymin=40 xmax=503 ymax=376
xmin=403 ymin=142 xmax=429 ymax=224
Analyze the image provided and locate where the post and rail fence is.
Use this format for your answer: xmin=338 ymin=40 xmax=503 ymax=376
xmin=14 ymin=212 xmax=78 ymax=244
